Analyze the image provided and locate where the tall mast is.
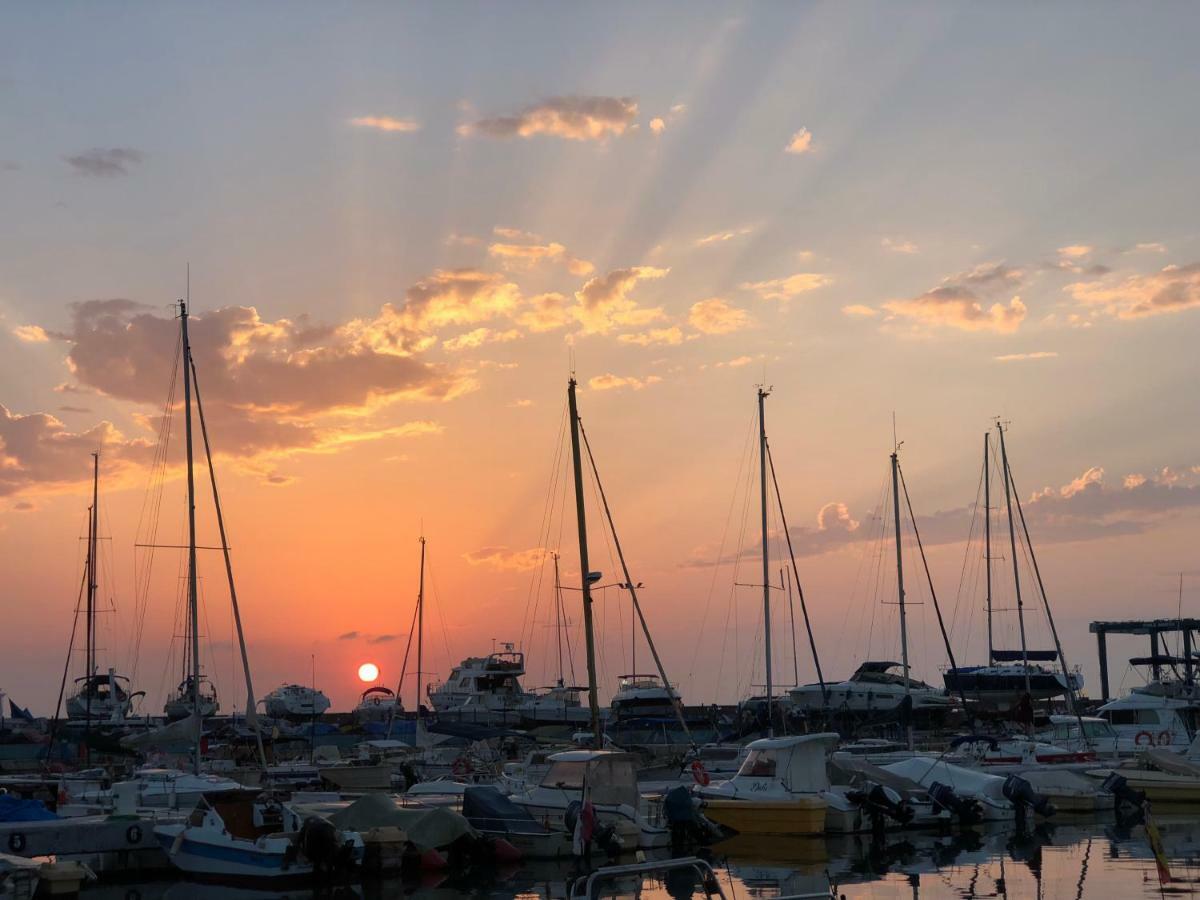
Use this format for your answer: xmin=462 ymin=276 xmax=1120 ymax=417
xmin=758 ymin=388 xmax=773 ymax=737
xmin=890 ymin=449 xmax=913 ymax=751
xmin=984 ymin=433 xmax=994 ymax=665
xmin=567 ymin=378 xmax=602 ymax=747
xmin=416 ymin=536 xmax=426 ymax=713
xmin=553 ymin=552 xmax=565 ymax=686
xmin=180 ymin=300 xmax=202 ymax=774
xmin=998 ymin=423 xmax=1033 ymax=698
xmin=84 ymin=454 xmax=98 ymax=762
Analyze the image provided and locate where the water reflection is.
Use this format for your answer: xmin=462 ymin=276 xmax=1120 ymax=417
xmin=81 ymin=820 xmax=1200 ymax=900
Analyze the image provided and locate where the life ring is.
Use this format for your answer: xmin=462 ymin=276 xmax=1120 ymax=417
xmin=1158 ymin=731 xmax=1172 ymax=746
xmin=691 ymin=760 xmax=711 ymax=787
xmin=1134 ymin=730 xmax=1154 ymax=747
xmin=8 ymin=832 xmax=25 ymax=853
xmin=452 ymin=756 xmax=473 ymax=777
xmin=126 ymin=824 xmax=143 ymax=844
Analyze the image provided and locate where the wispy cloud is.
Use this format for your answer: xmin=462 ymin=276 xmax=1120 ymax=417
xmin=695 ymin=226 xmax=753 ymax=247
xmin=65 ymin=147 xmax=144 ymax=177
xmin=463 ymin=546 xmax=548 ymax=572
xmin=11 ymin=325 xmax=49 ymax=343
xmin=882 ymin=237 xmax=919 ymax=255
xmin=588 ymin=373 xmax=662 ymax=391
xmin=459 ymin=95 xmax=638 ymax=142
xmin=882 ymin=263 xmax=1026 ymax=334
xmin=841 ymin=304 xmax=878 ymax=318
xmin=574 ymin=267 xmax=669 ymax=334
xmin=689 ymin=297 xmax=752 ymax=334
xmin=617 ymin=327 xmax=683 ymax=347
xmin=740 ymin=272 xmax=832 ymax=303
xmin=1066 ymin=263 xmax=1200 ymax=319
xmin=995 ymin=351 xmax=1058 ymax=362
xmin=487 ymin=239 xmax=593 ymax=276
xmin=349 ymin=115 xmax=421 ymax=133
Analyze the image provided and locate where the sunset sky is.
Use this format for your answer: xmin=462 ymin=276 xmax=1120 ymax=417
xmin=3 ymin=4 xmax=1200 ymax=716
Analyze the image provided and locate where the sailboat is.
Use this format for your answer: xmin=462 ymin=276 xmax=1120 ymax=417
xmin=65 ymin=453 xmax=144 ymax=723
xmin=943 ymin=425 xmax=1083 ymax=710
xmin=519 ymin=554 xmax=592 ymax=726
xmin=164 ymin=591 xmax=218 ymax=719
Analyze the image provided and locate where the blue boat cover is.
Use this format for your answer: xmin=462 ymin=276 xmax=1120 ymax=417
xmin=462 ymin=786 xmax=550 ymax=834
xmin=0 ymin=795 xmax=56 ymax=822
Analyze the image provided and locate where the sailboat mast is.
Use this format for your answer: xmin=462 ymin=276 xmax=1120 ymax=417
xmin=567 ymin=378 xmax=602 ymax=748
xmin=180 ymin=301 xmax=202 ymax=774
xmin=998 ymin=423 xmax=1033 ymax=698
xmin=984 ymin=433 xmax=994 ymax=665
xmin=758 ymin=388 xmax=773 ymax=736
xmin=416 ymin=536 xmax=426 ymax=713
xmin=553 ymin=552 xmax=564 ymax=686
xmin=890 ymin=450 xmax=913 ymax=750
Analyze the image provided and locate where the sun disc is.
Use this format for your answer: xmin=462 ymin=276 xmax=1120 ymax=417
xmin=357 ymin=662 xmax=380 ymax=683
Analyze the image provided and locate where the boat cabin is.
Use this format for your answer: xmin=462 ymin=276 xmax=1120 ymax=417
xmin=705 ymin=733 xmax=839 ymax=798
xmin=537 ymin=750 xmax=640 ymax=809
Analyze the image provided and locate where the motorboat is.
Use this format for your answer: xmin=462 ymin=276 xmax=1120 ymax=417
xmin=881 ymin=757 xmax=1053 ymax=822
xmin=427 ymin=645 xmax=527 ymax=725
xmin=155 ymin=791 xmax=363 ymax=880
xmin=510 ymin=749 xmax=670 ymax=849
xmin=261 ymin=684 xmax=330 ymax=720
xmin=354 ymin=686 xmax=401 ymax=724
xmin=790 ymin=662 xmax=955 ymax=715
xmin=518 ymin=684 xmax=592 ymax=726
xmin=65 ymin=670 xmax=142 ymax=722
xmin=1087 ymin=747 xmax=1200 ymax=804
xmin=610 ymin=674 xmax=679 ymax=720
xmin=1094 ymin=692 xmax=1194 ymax=753
xmin=1034 ymin=715 xmax=1122 ymax=758
xmin=58 ymin=767 xmax=245 ymax=816
xmin=827 ymin=754 xmax=955 ymax=832
xmin=942 ymin=655 xmax=1083 ymax=711
xmin=163 ymin=676 xmax=218 ymax=720
xmin=694 ymin=734 xmax=839 ymax=836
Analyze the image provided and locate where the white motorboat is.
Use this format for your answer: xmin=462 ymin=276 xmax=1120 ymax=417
xmin=262 ymin=684 xmax=330 ymax=720
xmin=827 ymin=754 xmax=955 ymax=832
xmin=510 ymin=749 xmax=670 ymax=849
xmin=882 ymin=757 xmax=1053 ymax=822
xmin=1094 ymin=691 xmax=1194 ymax=753
xmin=428 ymin=645 xmax=527 ymax=725
xmin=354 ymin=686 xmax=401 ymax=724
xmin=155 ymin=792 xmax=363 ymax=880
xmin=1034 ymin=715 xmax=1123 ymax=758
xmin=518 ymin=684 xmax=592 ymax=726
xmin=164 ymin=676 xmax=219 ymax=720
xmin=789 ymin=661 xmax=955 ymax=714
xmin=57 ymin=767 xmax=244 ymax=816
xmin=610 ymin=674 xmax=680 ymax=721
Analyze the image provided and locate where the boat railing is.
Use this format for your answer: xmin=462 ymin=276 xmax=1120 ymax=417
xmin=568 ymin=857 xmax=727 ymax=900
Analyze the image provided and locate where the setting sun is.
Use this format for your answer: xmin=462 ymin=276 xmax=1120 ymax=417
xmin=357 ymin=662 xmax=380 ymax=684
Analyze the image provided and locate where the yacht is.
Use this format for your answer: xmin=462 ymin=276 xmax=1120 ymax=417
xmin=610 ymin=674 xmax=680 ymax=720
xmin=354 ymin=686 xmax=401 ymax=724
xmin=163 ymin=675 xmax=218 ymax=720
xmin=943 ymin=653 xmax=1083 ymax=710
xmin=261 ymin=684 xmax=331 ymax=720
xmin=66 ymin=669 xmax=141 ymax=722
xmin=789 ymin=661 xmax=955 ymax=714
xmin=427 ymin=645 xmax=527 ymax=724
xmin=1094 ymin=691 xmax=1194 ymax=753
xmin=518 ymin=683 xmax=593 ymax=726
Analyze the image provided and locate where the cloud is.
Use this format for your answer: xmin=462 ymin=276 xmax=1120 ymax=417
xmin=882 ymin=238 xmax=919 ymax=255
xmin=459 ymin=96 xmax=638 ymax=142
xmin=716 ymin=356 xmax=755 ymax=368
xmin=1058 ymin=244 xmax=1092 ymax=259
xmin=587 ymin=373 xmax=662 ymax=391
xmin=57 ymin=405 xmax=93 ymax=414
xmin=695 ymin=227 xmax=753 ymax=247
xmin=349 ymin=115 xmax=421 ymax=133
xmin=1133 ymin=242 xmax=1167 ymax=254
xmin=689 ymin=297 xmax=752 ymax=334
xmin=841 ymin=304 xmax=878 ymax=318
xmin=785 ymin=127 xmax=814 ymax=154
xmin=740 ymin=272 xmax=832 ymax=303
xmin=338 ymin=631 xmax=360 ymax=641
xmin=649 ymin=117 xmax=666 ymax=135
xmin=368 ymin=634 xmax=398 ymax=644
xmin=12 ymin=500 xmax=35 ymax=511
xmin=65 ymin=148 xmax=144 ymax=177
xmin=508 ymin=399 xmax=534 ymax=408
xmin=617 ymin=327 xmax=683 ymax=347
xmin=263 ymin=472 xmax=294 ymax=486
xmin=493 ymin=226 xmax=541 ymax=241
xmin=817 ymin=501 xmax=860 ymax=533
xmin=487 ymin=240 xmax=594 ymax=276
xmin=463 ymin=546 xmax=548 ymax=572
xmin=516 ymin=293 xmax=573 ymax=333
xmin=1065 ymin=263 xmax=1200 ymax=319
xmin=442 ymin=327 xmax=522 ymax=352
xmin=994 ymin=351 xmax=1057 ymax=362
xmin=574 ymin=267 xmax=669 ymax=334
xmin=882 ymin=263 xmax=1026 ymax=334
xmin=11 ymin=325 xmax=49 ymax=343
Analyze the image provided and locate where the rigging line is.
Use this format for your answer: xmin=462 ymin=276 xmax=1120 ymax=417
xmin=46 ymin=556 xmax=89 ymax=764
xmin=579 ymin=416 xmax=696 ymax=748
xmin=898 ymin=460 xmax=967 ymax=707
xmin=949 ymin=456 xmax=987 ymax=644
xmin=727 ymin=414 xmax=760 ymax=700
xmin=520 ymin=401 xmax=569 ymax=655
xmin=765 ymin=440 xmax=827 ymax=701
xmin=385 ymin=597 xmax=421 ymax=738
xmin=425 ymin=545 xmax=454 ymax=672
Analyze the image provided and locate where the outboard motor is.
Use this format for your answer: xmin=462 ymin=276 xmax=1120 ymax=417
xmin=1102 ymin=772 xmax=1146 ymax=812
xmin=1002 ymin=774 xmax=1055 ymax=820
xmin=848 ymin=782 xmax=914 ymax=833
xmin=297 ymin=816 xmax=353 ymax=877
xmin=928 ymin=781 xmax=982 ymax=824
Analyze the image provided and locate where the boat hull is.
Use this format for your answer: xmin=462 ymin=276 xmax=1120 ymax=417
xmin=1086 ymin=769 xmax=1200 ymax=804
xmin=699 ymin=797 xmax=827 ymax=836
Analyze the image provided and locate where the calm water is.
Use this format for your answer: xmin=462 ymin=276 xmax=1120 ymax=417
xmin=79 ymin=817 xmax=1200 ymax=899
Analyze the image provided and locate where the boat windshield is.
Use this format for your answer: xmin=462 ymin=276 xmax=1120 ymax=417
xmin=541 ymin=761 xmax=586 ymax=790
xmin=738 ymin=749 xmax=778 ymax=778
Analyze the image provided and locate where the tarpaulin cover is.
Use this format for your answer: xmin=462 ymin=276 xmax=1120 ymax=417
xmin=322 ymin=793 xmax=477 ymax=849
xmin=0 ymin=795 xmax=56 ymax=822
xmin=462 ymin=786 xmax=549 ymax=834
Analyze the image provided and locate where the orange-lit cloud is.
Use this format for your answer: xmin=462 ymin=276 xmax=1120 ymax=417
xmin=349 ymin=115 xmax=421 ymax=133
xmin=994 ymin=351 xmax=1057 ymax=362
xmin=11 ymin=325 xmax=49 ymax=342
xmin=487 ymin=240 xmax=594 ymax=276
xmin=458 ymin=96 xmax=638 ymax=141
xmin=574 ymin=266 xmax=669 ymax=334
xmin=1058 ymin=244 xmax=1092 ymax=259
xmin=841 ymin=304 xmax=877 ymax=318
xmin=688 ymin=298 xmax=752 ymax=334
xmin=649 ymin=117 xmax=666 ymax=134
xmin=695 ymin=227 xmax=753 ymax=247
xmin=442 ymin=327 xmax=523 ymax=351
xmin=1065 ymin=262 xmax=1200 ymax=319
xmin=882 ymin=237 xmax=919 ymax=255
xmin=785 ymin=127 xmax=813 ymax=154
xmin=587 ymin=373 xmax=662 ymax=391
xmin=740 ymin=272 xmax=831 ymax=303
xmin=516 ymin=293 xmax=573 ymax=333
xmin=617 ymin=327 xmax=683 ymax=347
xmin=882 ymin=263 xmax=1026 ymax=333
xmin=463 ymin=546 xmax=548 ymax=572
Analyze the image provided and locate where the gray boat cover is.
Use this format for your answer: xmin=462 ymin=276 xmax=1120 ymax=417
xmin=1145 ymin=748 xmax=1200 ymax=777
xmin=830 ymin=754 xmax=925 ymax=793
xmin=322 ymin=793 xmax=478 ymax=849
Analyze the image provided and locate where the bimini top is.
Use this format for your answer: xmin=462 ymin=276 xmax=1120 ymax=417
xmin=729 ymin=733 xmax=840 ymax=794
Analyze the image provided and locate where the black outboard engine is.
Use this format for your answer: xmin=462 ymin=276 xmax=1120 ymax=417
xmin=564 ymin=800 xmax=621 ymax=857
xmin=1002 ymin=775 xmax=1055 ymax=820
xmin=1102 ymin=772 xmax=1146 ymax=811
xmin=928 ymin=781 xmax=982 ymax=824
xmin=297 ymin=816 xmax=352 ymax=877
xmin=848 ymin=782 xmax=914 ymax=833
